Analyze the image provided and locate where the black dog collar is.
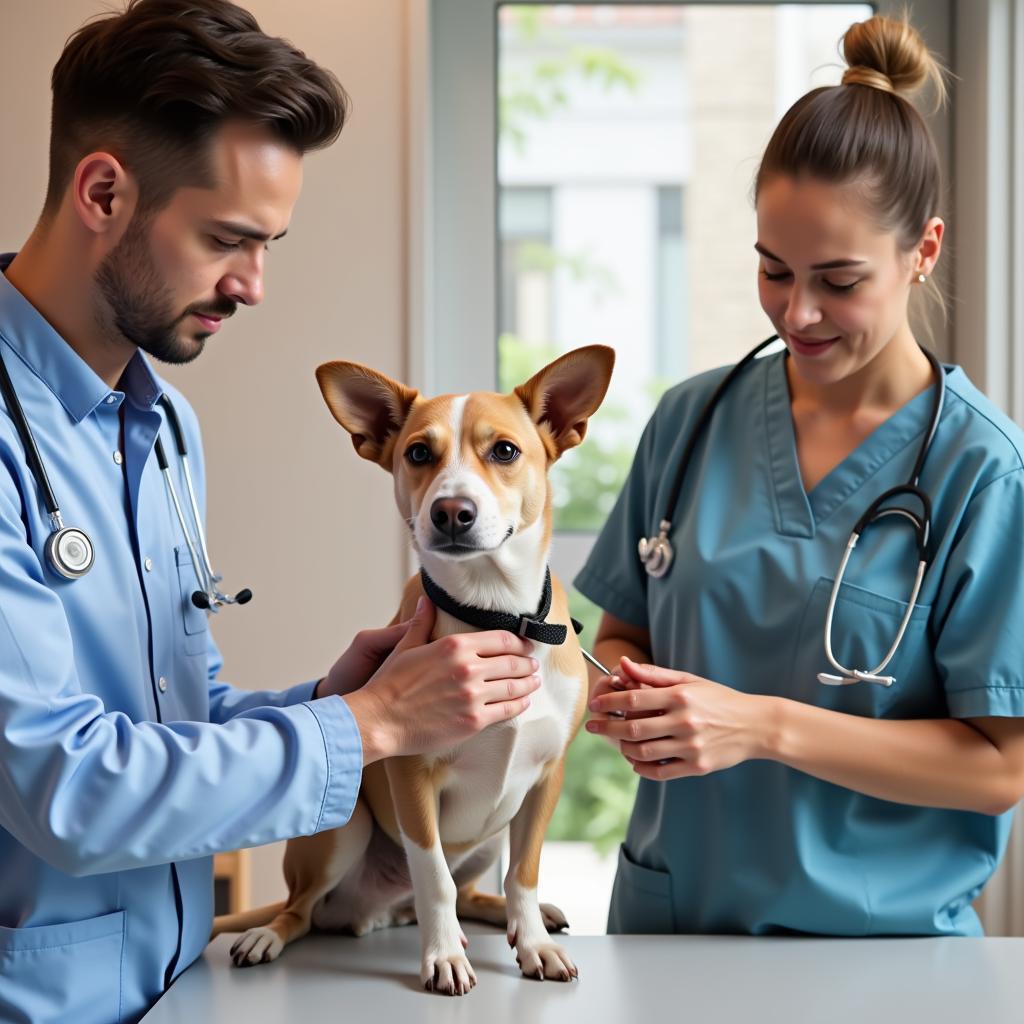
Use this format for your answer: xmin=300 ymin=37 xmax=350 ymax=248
xmin=420 ymin=567 xmax=582 ymax=646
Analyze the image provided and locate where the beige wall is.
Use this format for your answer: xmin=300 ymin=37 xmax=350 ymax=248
xmin=686 ymin=6 xmax=779 ymax=376
xmin=0 ymin=0 xmax=410 ymax=907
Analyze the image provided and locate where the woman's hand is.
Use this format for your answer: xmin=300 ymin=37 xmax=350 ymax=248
xmin=585 ymin=656 xmax=772 ymax=781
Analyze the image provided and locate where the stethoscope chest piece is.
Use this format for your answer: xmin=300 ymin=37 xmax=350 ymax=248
xmin=45 ymin=524 xmax=95 ymax=579
xmin=639 ymin=519 xmax=674 ymax=578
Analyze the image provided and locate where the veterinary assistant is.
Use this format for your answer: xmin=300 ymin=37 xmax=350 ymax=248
xmin=577 ymin=13 xmax=1024 ymax=939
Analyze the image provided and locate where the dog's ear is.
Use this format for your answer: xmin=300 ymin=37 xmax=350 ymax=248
xmin=514 ymin=345 xmax=615 ymax=458
xmin=315 ymin=361 xmax=419 ymax=467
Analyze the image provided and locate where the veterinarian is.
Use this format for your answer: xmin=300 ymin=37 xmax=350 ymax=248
xmin=581 ymin=13 xmax=1024 ymax=938
xmin=0 ymin=2 xmax=540 ymax=1021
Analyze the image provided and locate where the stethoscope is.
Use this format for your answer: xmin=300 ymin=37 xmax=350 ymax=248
xmin=638 ymin=334 xmax=945 ymax=688
xmin=0 ymin=345 xmax=251 ymax=612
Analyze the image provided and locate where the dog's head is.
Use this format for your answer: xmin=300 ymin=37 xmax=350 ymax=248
xmin=316 ymin=346 xmax=615 ymax=563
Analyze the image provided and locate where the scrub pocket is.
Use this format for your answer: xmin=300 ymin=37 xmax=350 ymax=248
xmin=607 ymin=845 xmax=676 ymax=934
xmin=0 ymin=910 xmax=125 ymax=1024
xmin=175 ymin=546 xmax=209 ymax=654
xmin=790 ymin=576 xmax=931 ymax=717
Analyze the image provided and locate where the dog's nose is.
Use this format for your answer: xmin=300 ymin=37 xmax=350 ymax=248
xmin=431 ymin=497 xmax=477 ymax=538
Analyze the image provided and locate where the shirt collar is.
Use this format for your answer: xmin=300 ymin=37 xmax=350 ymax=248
xmin=0 ymin=252 xmax=164 ymax=422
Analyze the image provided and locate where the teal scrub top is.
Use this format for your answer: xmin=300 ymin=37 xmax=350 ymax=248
xmin=575 ymin=351 xmax=1024 ymax=937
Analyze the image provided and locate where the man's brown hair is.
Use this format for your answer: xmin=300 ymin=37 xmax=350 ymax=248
xmin=45 ymin=0 xmax=349 ymax=215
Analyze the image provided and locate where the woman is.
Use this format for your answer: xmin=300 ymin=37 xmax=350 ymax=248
xmin=578 ymin=14 xmax=1024 ymax=937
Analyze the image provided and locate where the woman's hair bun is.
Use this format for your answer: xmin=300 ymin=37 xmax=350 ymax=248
xmin=840 ymin=14 xmax=945 ymax=105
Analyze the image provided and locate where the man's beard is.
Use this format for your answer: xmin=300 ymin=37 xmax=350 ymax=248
xmin=94 ymin=216 xmax=235 ymax=365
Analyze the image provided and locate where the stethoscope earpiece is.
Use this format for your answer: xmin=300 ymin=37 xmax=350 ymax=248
xmin=155 ymin=395 xmax=250 ymax=614
xmin=192 ymin=587 xmax=253 ymax=609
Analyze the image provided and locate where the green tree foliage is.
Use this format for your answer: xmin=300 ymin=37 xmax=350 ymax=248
xmin=500 ymin=6 xmax=641 ymax=155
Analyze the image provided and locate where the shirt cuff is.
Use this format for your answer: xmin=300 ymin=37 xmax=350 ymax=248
xmin=282 ymin=679 xmax=320 ymax=706
xmin=304 ymin=695 xmax=363 ymax=830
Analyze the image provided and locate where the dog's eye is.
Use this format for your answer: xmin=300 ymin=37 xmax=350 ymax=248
xmin=491 ymin=441 xmax=520 ymax=463
xmin=405 ymin=442 xmax=433 ymax=465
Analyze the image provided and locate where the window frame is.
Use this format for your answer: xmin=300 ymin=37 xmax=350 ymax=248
xmin=412 ymin=0 xmax=959 ymax=402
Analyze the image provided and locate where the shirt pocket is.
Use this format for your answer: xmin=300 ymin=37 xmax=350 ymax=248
xmin=789 ymin=576 xmax=931 ymax=717
xmin=175 ymin=547 xmax=209 ymax=654
xmin=0 ymin=909 xmax=125 ymax=1024
xmin=607 ymin=844 xmax=677 ymax=934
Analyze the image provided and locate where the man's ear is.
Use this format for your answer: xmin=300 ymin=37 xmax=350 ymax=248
xmin=514 ymin=345 xmax=616 ymax=459
xmin=72 ymin=152 xmax=138 ymax=236
xmin=315 ymin=361 xmax=419 ymax=469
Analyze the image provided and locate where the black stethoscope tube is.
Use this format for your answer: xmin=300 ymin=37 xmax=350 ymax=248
xmin=0 ymin=344 xmax=60 ymax=516
xmin=659 ymin=333 xmax=780 ymax=532
xmin=649 ymin=334 xmax=944 ymax=553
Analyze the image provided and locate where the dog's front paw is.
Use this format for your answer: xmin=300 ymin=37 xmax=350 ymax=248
xmin=422 ymin=949 xmax=477 ymax=996
xmin=229 ymin=926 xmax=284 ymax=967
xmin=512 ymin=934 xmax=578 ymax=982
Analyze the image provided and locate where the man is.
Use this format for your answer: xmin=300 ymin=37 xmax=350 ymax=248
xmin=0 ymin=2 xmax=540 ymax=1021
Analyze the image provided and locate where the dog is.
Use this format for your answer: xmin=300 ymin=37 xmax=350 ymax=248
xmin=212 ymin=344 xmax=615 ymax=994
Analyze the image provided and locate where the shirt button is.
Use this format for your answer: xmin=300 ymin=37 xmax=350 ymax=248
xmin=144 ymin=558 xmax=153 ymax=572
xmin=105 ymin=395 xmax=116 ymax=405
xmin=113 ymin=451 xmax=123 ymax=465
xmin=158 ymin=677 xmax=168 ymax=693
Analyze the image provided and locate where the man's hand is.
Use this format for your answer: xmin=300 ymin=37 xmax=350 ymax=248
xmin=316 ymin=621 xmax=413 ymax=699
xmin=342 ymin=597 xmax=541 ymax=764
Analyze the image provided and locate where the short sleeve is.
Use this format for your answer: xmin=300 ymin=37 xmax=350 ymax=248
xmin=934 ymin=469 xmax=1024 ymax=717
xmin=573 ymin=406 xmax=661 ymax=628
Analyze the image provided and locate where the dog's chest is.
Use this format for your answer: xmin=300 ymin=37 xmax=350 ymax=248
xmin=434 ymin=650 xmax=580 ymax=844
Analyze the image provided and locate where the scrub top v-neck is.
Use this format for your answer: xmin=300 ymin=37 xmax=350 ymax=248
xmin=576 ymin=350 xmax=1024 ymax=937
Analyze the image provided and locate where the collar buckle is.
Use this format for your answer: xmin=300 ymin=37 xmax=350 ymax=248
xmin=517 ymin=615 xmax=542 ymax=637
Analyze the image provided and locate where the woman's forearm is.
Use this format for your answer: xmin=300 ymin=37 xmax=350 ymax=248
xmin=762 ymin=697 xmax=1016 ymax=815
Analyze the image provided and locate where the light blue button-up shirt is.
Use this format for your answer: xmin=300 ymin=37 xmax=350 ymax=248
xmin=577 ymin=350 xmax=1024 ymax=938
xmin=0 ymin=255 xmax=362 ymax=1024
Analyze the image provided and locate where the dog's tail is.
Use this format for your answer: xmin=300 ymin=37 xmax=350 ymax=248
xmin=211 ymin=901 xmax=286 ymax=937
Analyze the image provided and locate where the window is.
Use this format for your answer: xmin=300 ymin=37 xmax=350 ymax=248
xmin=426 ymin=0 xmax=952 ymax=935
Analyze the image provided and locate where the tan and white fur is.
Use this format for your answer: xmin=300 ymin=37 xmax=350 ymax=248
xmin=213 ymin=345 xmax=615 ymax=994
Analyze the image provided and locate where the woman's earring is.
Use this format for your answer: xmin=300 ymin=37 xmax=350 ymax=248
xmin=917 ymin=273 xmax=927 ymax=284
